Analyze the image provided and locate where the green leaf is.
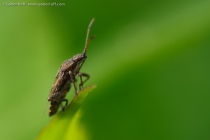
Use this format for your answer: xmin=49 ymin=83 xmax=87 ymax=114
xmin=37 ymin=85 xmax=96 ymax=140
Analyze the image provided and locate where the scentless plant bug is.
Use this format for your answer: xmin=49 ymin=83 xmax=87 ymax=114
xmin=48 ymin=18 xmax=95 ymax=116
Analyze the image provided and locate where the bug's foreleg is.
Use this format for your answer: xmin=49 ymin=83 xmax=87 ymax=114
xmin=69 ymin=71 xmax=78 ymax=95
xmin=78 ymin=72 xmax=90 ymax=90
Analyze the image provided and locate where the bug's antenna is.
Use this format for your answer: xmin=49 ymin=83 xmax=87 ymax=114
xmin=83 ymin=18 xmax=95 ymax=53
xmin=42 ymin=101 xmax=50 ymax=117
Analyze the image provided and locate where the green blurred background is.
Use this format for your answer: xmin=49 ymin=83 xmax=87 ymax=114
xmin=1 ymin=0 xmax=210 ymax=139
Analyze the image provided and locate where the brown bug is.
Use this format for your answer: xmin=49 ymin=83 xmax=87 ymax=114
xmin=48 ymin=18 xmax=95 ymax=116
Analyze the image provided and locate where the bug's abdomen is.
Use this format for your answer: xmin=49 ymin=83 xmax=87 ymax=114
xmin=48 ymin=80 xmax=71 ymax=116
xmin=49 ymin=101 xmax=60 ymax=116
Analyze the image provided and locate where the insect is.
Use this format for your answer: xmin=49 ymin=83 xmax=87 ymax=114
xmin=48 ymin=18 xmax=95 ymax=116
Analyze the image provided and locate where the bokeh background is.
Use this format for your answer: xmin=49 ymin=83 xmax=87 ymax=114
xmin=1 ymin=0 xmax=210 ymax=139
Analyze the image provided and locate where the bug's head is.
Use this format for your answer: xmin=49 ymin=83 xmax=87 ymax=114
xmin=72 ymin=53 xmax=87 ymax=64
xmin=72 ymin=53 xmax=87 ymax=74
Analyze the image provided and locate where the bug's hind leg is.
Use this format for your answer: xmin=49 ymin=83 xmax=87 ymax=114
xmin=60 ymin=99 xmax=68 ymax=111
xmin=48 ymin=92 xmax=60 ymax=101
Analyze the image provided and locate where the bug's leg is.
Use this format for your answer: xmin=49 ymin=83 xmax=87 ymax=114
xmin=61 ymin=99 xmax=68 ymax=111
xmin=60 ymin=103 xmax=65 ymax=111
xmin=78 ymin=72 xmax=90 ymax=90
xmin=69 ymin=71 xmax=78 ymax=95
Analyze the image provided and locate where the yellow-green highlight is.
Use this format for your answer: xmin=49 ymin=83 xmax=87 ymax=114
xmin=37 ymin=85 xmax=96 ymax=140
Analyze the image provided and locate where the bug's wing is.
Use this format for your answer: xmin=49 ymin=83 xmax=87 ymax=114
xmin=49 ymin=59 xmax=74 ymax=96
xmin=49 ymin=71 xmax=64 ymax=96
